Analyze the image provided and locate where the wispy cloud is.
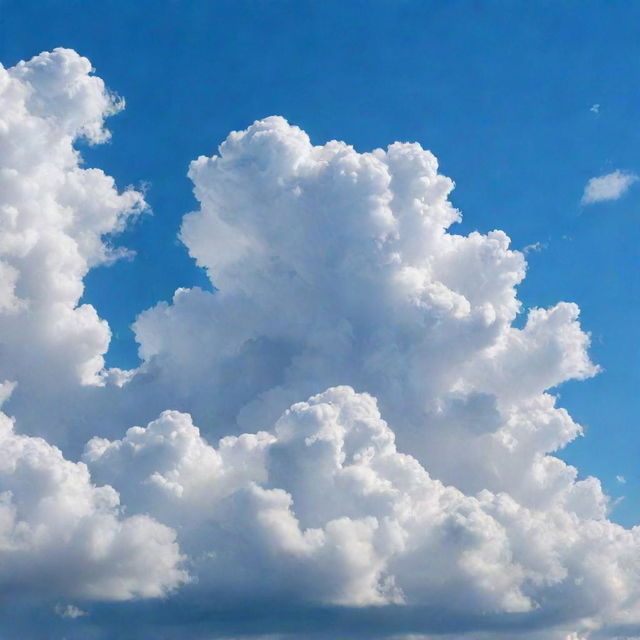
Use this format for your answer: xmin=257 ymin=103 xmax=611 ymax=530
xmin=522 ymin=241 xmax=547 ymax=255
xmin=54 ymin=604 xmax=87 ymax=619
xmin=581 ymin=170 xmax=638 ymax=205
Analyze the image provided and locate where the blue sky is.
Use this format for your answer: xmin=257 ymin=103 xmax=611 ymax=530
xmin=4 ymin=0 xmax=636 ymax=523
xmin=1 ymin=2 xmax=639 ymax=637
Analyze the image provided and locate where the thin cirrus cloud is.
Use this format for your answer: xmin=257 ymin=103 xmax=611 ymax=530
xmin=581 ymin=169 xmax=638 ymax=204
xmin=1 ymin=47 xmax=639 ymax=640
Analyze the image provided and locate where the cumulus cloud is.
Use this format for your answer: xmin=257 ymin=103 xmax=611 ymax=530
xmin=122 ymin=116 xmax=638 ymax=637
xmin=131 ymin=117 xmax=599 ymax=514
xmin=1 ymin=49 xmax=639 ymax=640
xmin=0 ymin=404 xmax=186 ymax=602
xmin=581 ymin=170 xmax=638 ymax=204
xmin=0 ymin=47 xmax=144 ymax=445
xmin=83 ymin=387 xmax=640 ymax=626
xmin=0 ymin=46 xmax=187 ymax=614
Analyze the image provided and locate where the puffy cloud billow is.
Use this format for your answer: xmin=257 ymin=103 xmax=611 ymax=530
xmin=0 ymin=47 xmax=145 ymax=448
xmin=0 ymin=49 xmax=638 ymax=640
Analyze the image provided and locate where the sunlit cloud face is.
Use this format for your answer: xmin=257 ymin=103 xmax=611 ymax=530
xmin=0 ymin=48 xmax=639 ymax=640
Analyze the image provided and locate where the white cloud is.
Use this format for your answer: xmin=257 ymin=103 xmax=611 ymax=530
xmin=0 ymin=48 xmax=187 ymax=608
xmin=581 ymin=170 xmax=638 ymax=204
xmin=131 ymin=117 xmax=599 ymax=512
xmin=0 ymin=407 xmax=187 ymax=601
xmin=0 ymin=47 xmax=145 ymax=447
xmin=617 ymin=475 xmax=627 ymax=484
xmin=123 ymin=115 xmax=638 ymax=635
xmin=0 ymin=50 xmax=638 ymax=639
xmin=522 ymin=241 xmax=545 ymax=255
xmin=82 ymin=387 xmax=640 ymax=623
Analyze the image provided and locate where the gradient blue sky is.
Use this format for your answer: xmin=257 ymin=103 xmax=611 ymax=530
xmin=1 ymin=0 xmax=638 ymax=528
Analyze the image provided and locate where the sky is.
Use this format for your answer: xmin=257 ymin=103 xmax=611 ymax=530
xmin=0 ymin=1 xmax=639 ymax=639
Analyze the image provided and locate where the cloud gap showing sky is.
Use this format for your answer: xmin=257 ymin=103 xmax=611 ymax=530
xmin=0 ymin=47 xmax=638 ymax=640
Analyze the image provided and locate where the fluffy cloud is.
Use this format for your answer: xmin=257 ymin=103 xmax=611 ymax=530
xmin=122 ymin=116 xmax=638 ymax=637
xmin=0 ymin=47 xmax=144 ymax=444
xmin=581 ymin=169 xmax=638 ymax=204
xmin=0 ymin=46 xmax=186 ymax=615
xmin=132 ymin=117 xmax=599 ymax=515
xmin=1 ymin=49 xmax=639 ymax=640
xmin=83 ymin=386 xmax=640 ymax=627
xmin=0 ymin=389 xmax=186 ymax=603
